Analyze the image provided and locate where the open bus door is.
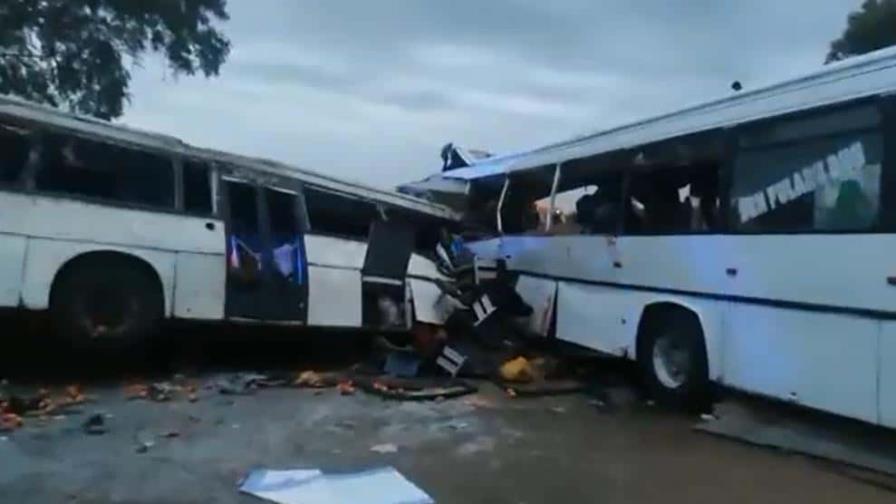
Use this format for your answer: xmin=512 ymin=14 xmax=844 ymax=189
xmin=223 ymin=179 xmax=308 ymax=322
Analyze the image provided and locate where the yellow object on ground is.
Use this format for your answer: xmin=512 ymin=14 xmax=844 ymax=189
xmin=500 ymin=356 xmax=535 ymax=383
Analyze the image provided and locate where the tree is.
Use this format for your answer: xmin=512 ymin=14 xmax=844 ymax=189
xmin=0 ymin=0 xmax=231 ymax=119
xmin=827 ymin=0 xmax=896 ymax=63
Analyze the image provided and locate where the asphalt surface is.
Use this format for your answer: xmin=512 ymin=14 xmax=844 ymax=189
xmin=1 ymin=315 xmax=894 ymax=503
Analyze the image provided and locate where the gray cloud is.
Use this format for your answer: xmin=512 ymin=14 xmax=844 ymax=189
xmin=122 ymin=0 xmax=863 ymax=187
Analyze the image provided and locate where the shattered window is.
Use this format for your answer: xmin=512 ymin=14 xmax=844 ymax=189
xmin=183 ymin=160 xmax=214 ymax=215
xmin=731 ymin=132 xmax=882 ymax=232
xmin=304 ymin=186 xmax=377 ymax=239
xmin=36 ymin=134 xmax=175 ymax=209
xmin=0 ymin=122 xmax=32 ymax=184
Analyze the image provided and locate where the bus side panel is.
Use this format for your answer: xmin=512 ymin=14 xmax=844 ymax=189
xmin=306 ymin=265 xmax=361 ymax=327
xmin=0 ymin=235 xmax=26 ymax=308
xmin=555 ymin=283 xmax=726 ymax=380
xmin=21 ymin=238 xmax=176 ymax=316
xmin=0 ymin=191 xmax=220 ymax=254
xmin=303 ymin=234 xmax=365 ymax=327
xmin=723 ymin=304 xmax=878 ymax=425
xmin=174 ymin=252 xmax=226 ymax=320
xmin=556 ymin=282 xmax=636 ymax=357
xmin=876 ymin=323 xmax=896 ymax=427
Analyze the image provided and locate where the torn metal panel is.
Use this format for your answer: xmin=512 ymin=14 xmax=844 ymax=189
xmin=514 ymin=275 xmax=557 ymax=337
xmin=409 ymin=278 xmax=458 ymax=325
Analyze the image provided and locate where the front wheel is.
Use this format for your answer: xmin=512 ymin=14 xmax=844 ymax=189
xmin=50 ymin=256 xmax=163 ymax=351
xmin=639 ymin=309 xmax=710 ymax=410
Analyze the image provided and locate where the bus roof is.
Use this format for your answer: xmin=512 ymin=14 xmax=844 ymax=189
xmin=441 ymin=45 xmax=896 ymax=182
xmin=0 ymin=94 xmax=459 ymax=221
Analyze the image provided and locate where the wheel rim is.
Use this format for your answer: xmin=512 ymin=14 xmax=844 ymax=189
xmin=652 ymin=333 xmax=691 ymax=389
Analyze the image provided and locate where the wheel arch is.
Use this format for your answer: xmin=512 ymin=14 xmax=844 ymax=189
xmin=20 ymin=240 xmax=175 ymax=316
xmin=635 ymin=297 xmax=723 ymax=381
xmin=49 ymin=250 xmax=166 ymax=311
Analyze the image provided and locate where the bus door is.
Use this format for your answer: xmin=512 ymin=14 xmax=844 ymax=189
xmin=223 ymin=180 xmax=308 ymax=322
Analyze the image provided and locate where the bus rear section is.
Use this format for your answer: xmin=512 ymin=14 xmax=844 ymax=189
xmin=0 ymin=96 xmax=457 ymax=349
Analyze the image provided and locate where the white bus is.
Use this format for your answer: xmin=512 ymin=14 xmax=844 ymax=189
xmin=0 ymin=96 xmax=457 ymax=349
xmin=412 ymin=46 xmax=896 ymax=426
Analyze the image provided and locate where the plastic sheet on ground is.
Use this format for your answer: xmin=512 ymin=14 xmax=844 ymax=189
xmin=239 ymin=466 xmax=433 ymax=504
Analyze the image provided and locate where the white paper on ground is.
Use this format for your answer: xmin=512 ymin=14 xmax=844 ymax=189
xmin=239 ymin=466 xmax=433 ymax=504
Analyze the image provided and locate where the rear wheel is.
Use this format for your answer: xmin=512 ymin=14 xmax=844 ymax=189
xmin=639 ymin=308 xmax=709 ymax=410
xmin=50 ymin=256 xmax=163 ymax=351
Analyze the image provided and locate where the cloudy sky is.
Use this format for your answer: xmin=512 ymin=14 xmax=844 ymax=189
xmin=123 ymin=0 xmax=863 ymax=188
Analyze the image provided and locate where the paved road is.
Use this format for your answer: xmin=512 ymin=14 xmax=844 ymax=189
xmin=1 ymin=374 xmax=893 ymax=503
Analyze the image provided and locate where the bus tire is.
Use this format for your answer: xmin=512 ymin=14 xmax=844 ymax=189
xmin=638 ymin=308 xmax=709 ymax=411
xmin=50 ymin=255 xmax=163 ymax=351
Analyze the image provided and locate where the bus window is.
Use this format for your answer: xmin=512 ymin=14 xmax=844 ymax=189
xmin=545 ymin=168 xmax=624 ymax=236
xmin=732 ymin=109 xmax=883 ymax=233
xmin=0 ymin=122 xmax=32 ymax=184
xmin=304 ymin=186 xmax=377 ymax=239
xmin=37 ymin=134 xmax=174 ymax=209
xmin=183 ymin=160 xmax=213 ymax=215
xmin=629 ymin=164 xmax=721 ymax=234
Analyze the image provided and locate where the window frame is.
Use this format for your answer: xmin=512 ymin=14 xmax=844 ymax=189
xmin=303 ymin=184 xmax=379 ymax=241
xmin=19 ymin=126 xmax=183 ymax=216
xmin=726 ymin=96 xmax=889 ymax=235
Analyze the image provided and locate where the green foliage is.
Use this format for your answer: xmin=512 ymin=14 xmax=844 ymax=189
xmin=0 ymin=0 xmax=230 ymax=119
xmin=828 ymin=0 xmax=896 ymax=63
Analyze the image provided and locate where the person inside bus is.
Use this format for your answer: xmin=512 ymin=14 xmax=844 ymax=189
xmin=575 ymin=183 xmax=622 ymax=234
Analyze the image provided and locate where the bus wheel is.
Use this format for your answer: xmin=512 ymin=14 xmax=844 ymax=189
xmin=639 ymin=308 xmax=709 ymax=410
xmin=50 ymin=256 xmax=163 ymax=350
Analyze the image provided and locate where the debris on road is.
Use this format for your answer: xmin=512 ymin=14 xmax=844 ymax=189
xmin=239 ymin=466 xmax=433 ymax=504
xmin=82 ymin=413 xmax=108 ymax=435
xmin=0 ymin=413 xmax=23 ymax=432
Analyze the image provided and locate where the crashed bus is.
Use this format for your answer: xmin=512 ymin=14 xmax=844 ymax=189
xmin=405 ymin=46 xmax=896 ymax=427
xmin=0 ymin=96 xmax=458 ymax=348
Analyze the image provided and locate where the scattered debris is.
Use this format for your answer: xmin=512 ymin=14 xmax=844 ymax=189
xmin=293 ymin=371 xmax=328 ymax=388
xmin=81 ymin=414 xmax=107 ymax=435
xmin=336 ymin=380 xmax=356 ymax=396
xmin=161 ymin=430 xmax=180 ymax=439
xmin=357 ymin=376 xmax=476 ymax=401
xmin=216 ymin=373 xmax=268 ymax=395
xmin=384 ymin=351 xmax=421 ymax=378
xmin=370 ymin=443 xmax=399 ymax=454
xmin=239 ymin=466 xmax=433 ymax=504
xmin=0 ymin=413 xmax=23 ymax=432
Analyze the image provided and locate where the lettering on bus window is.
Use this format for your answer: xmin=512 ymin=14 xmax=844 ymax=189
xmin=0 ymin=122 xmax=32 ymax=184
xmin=732 ymin=133 xmax=882 ymax=232
xmin=36 ymin=134 xmax=174 ymax=209
xmin=183 ymin=160 xmax=213 ymax=215
xmin=304 ymin=186 xmax=377 ymax=239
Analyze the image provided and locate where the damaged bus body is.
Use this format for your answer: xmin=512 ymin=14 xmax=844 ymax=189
xmin=0 ymin=96 xmax=458 ymax=348
xmin=407 ymin=47 xmax=896 ymax=428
